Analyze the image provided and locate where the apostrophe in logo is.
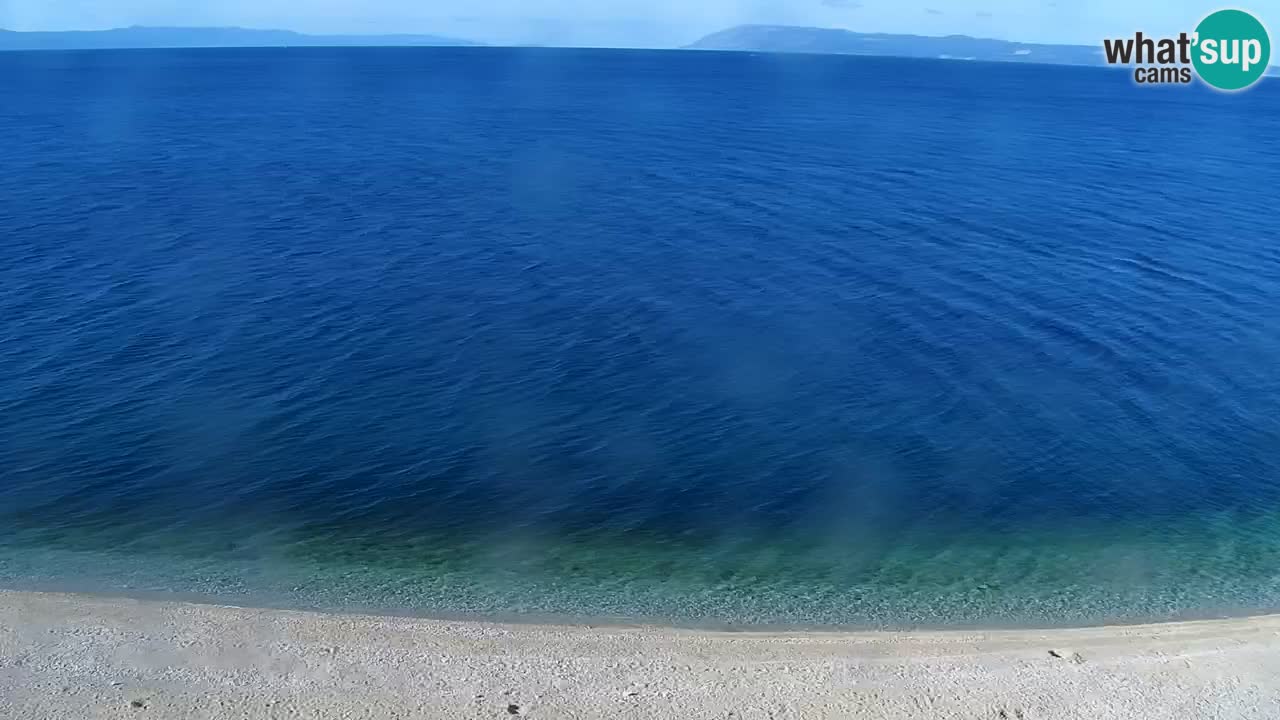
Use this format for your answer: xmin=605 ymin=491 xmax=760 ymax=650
xmin=1192 ymin=9 xmax=1271 ymax=90
xmin=1102 ymin=8 xmax=1271 ymax=91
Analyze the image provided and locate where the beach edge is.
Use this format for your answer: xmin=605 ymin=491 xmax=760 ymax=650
xmin=4 ymin=589 xmax=1280 ymax=718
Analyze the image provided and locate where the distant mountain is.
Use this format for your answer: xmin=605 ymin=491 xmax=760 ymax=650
xmin=0 ymin=26 xmax=479 ymax=51
xmin=686 ymin=25 xmax=1104 ymax=66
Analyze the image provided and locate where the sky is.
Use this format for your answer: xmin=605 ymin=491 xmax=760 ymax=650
xmin=2 ymin=0 xmax=1277 ymax=48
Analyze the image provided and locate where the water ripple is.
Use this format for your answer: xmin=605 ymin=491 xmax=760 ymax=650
xmin=1 ymin=48 xmax=1279 ymax=625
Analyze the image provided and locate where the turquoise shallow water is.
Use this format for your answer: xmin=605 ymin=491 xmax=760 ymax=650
xmin=2 ymin=47 xmax=1280 ymax=627
xmin=5 ymin=509 xmax=1280 ymax=627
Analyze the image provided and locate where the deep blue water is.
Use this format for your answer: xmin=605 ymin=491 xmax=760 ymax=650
xmin=2 ymin=47 xmax=1279 ymax=627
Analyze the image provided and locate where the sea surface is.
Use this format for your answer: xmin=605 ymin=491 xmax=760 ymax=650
xmin=2 ymin=47 xmax=1279 ymax=628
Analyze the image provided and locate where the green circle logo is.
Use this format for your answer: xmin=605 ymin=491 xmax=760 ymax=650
xmin=1192 ymin=9 xmax=1271 ymax=91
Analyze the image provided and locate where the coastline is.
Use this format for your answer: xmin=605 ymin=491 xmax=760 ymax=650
xmin=3 ymin=590 xmax=1279 ymax=718
xmin=5 ymin=576 xmax=1278 ymax=633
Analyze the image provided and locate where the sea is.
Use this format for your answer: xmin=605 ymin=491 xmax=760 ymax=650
xmin=1 ymin=47 xmax=1279 ymax=628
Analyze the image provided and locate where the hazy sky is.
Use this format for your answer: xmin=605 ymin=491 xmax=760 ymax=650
xmin=2 ymin=0 xmax=1276 ymax=48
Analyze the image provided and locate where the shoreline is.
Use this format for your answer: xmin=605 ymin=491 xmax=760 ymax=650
xmin=4 ymin=590 xmax=1280 ymax=718
xmin=6 ymin=578 xmax=1276 ymax=633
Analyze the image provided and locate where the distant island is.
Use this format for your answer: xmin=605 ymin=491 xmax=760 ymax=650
xmin=3 ymin=23 xmax=1275 ymax=75
xmin=0 ymin=26 xmax=479 ymax=51
xmin=686 ymin=25 xmax=1106 ymax=66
